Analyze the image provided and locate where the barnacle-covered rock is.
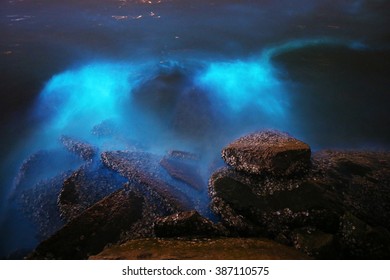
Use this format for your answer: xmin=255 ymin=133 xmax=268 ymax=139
xmin=222 ymin=130 xmax=311 ymax=176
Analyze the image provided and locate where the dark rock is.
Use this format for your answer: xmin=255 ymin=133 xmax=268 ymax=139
xmin=154 ymin=210 xmax=226 ymax=238
xmin=339 ymin=213 xmax=390 ymax=259
xmin=167 ymin=150 xmax=199 ymax=161
xmin=160 ymin=156 xmax=204 ymax=192
xmin=28 ymin=185 xmax=144 ymax=260
xmin=132 ymin=65 xmax=187 ymax=124
xmin=57 ymin=163 xmax=127 ymax=221
xmin=209 ymin=146 xmax=390 ymax=259
xmin=209 ymin=167 xmax=341 ymax=237
xmin=312 ymin=150 xmax=390 ymax=229
xmin=221 ymin=130 xmax=311 ymax=176
xmin=101 ymin=151 xmax=192 ymax=213
xmin=172 ymin=88 xmax=217 ymax=141
xmin=59 ymin=135 xmax=97 ymax=161
xmin=19 ymin=172 xmax=72 ymax=240
xmin=292 ymin=229 xmax=338 ymax=259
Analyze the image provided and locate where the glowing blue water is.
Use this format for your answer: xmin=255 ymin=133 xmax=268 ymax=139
xmin=196 ymin=58 xmax=287 ymax=116
xmin=34 ymin=62 xmax=151 ymax=142
xmin=29 ymin=37 xmax=368 ymax=153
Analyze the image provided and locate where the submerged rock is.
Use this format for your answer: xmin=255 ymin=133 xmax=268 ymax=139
xmin=91 ymin=119 xmax=118 ymax=138
xmin=167 ymin=150 xmax=199 ymax=161
xmin=172 ymin=88 xmax=217 ymax=141
xmin=160 ymin=155 xmax=205 ymax=192
xmin=154 ymin=210 xmax=226 ymax=238
xmin=101 ymin=151 xmax=193 ymax=213
xmin=59 ymin=135 xmax=97 ymax=161
xmin=19 ymin=172 xmax=72 ymax=240
xmin=222 ymin=130 xmax=311 ymax=176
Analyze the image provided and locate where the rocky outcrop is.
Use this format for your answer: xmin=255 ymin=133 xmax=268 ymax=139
xmin=59 ymin=135 xmax=97 ymax=161
xmin=167 ymin=150 xmax=199 ymax=161
xmin=18 ymin=172 xmax=72 ymax=240
xmin=28 ymin=185 xmax=144 ymax=260
xmin=338 ymin=212 xmax=390 ymax=259
xmin=210 ymin=131 xmax=390 ymax=259
xmin=222 ymin=130 xmax=311 ymax=176
xmin=154 ymin=211 xmax=226 ymax=238
xmin=57 ymin=163 xmax=126 ymax=221
xmin=11 ymin=126 xmax=390 ymax=260
xmin=101 ymin=151 xmax=193 ymax=213
xmin=292 ymin=229 xmax=338 ymax=259
xmin=160 ymin=154 xmax=204 ymax=192
xmin=209 ymin=167 xmax=341 ymax=237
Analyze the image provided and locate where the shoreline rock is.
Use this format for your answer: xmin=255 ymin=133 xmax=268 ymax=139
xmin=28 ymin=185 xmax=144 ymax=260
xmin=210 ymin=144 xmax=390 ymax=259
xmin=154 ymin=210 xmax=226 ymax=238
xmin=222 ymin=130 xmax=311 ymax=176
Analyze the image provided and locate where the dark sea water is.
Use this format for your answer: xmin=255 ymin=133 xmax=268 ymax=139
xmin=0 ymin=0 xmax=389 ymax=257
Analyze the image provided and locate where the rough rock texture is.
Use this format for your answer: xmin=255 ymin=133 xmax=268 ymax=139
xmin=59 ymin=135 xmax=97 ymax=161
xmin=18 ymin=172 xmax=72 ymax=240
xmin=89 ymin=238 xmax=310 ymax=260
xmin=338 ymin=212 xmax=390 ymax=259
xmin=28 ymin=185 xmax=144 ymax=260
xmin=167 ymin=150 xmax=199 ymax=161
xmin=160 ymin=156 xmax=204 ymax=192
xmin=209 ymin=149 xmax=390 ymax=259
xmin=313 ymin=150 xmax=390 ymax=229
xmin=222 ymin=130 xmax=311 ymax=176
xmin=154 ymin=211 xmax=226 ymax=238
xmin=101 ymin=151 xmax=192 ymax=213
xmin=292 ymin=229 xmax=338 ymax=259
xmin=57 ymin=163 xmax=126 ymax=221
xmin=209 ymin=167 xmax=341 ymax=237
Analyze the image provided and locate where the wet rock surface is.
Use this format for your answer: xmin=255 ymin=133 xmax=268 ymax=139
xmin=59 ymin=135 xmax=97 ymax=161
xmin=338 ymin=212 xmax=390 ymax=259
xmin=18 ymin=172 xmax=72 ymax=240
xmin=222 ymin=130 xmax=311 ymax=176
xmin=6 ymin=129 xmax=390 ymax=260
xmin=160 ymin=154 xmax=205 ymax=192
xmin=101 ymin=151 xmax=193 ymax=213
xmin=154 ymin=210 xmax=226 ymax=238
xmin=57 ymin=163 xmax=126 ymax=221
xmin=28 ymin=185 xmax=145 ymax=260
xmin=210 ymin=143 xmax=390 ymax=258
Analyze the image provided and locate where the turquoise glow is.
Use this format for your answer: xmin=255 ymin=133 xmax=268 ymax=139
xmin=35 ymin=62 xmax=149 ymax=138
xmin=32 ymin=38 xmax=366 ymax=146
xmin=196 ymin=55 xmax=288 ymax=117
